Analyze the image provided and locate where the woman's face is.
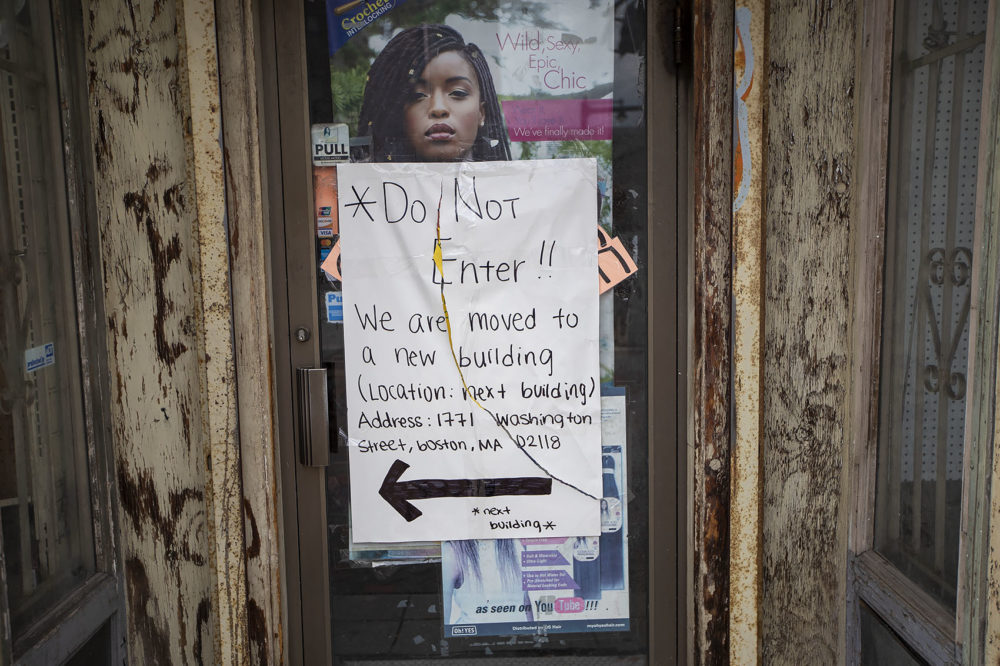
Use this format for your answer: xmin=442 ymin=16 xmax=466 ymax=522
xmin=404 ymin=51 xmax=485 ymax=161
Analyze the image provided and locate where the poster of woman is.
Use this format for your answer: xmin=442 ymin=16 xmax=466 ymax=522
xmin=325 ymin=0 xmax=616 ymax=382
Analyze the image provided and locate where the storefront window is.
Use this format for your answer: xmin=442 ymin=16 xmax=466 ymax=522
xmin=873 ymin=0 xmax=988 ymax=609
xmin=0 ymin=0 xmax=102 ymax=652
xmin=301 ymin=0 xmax=654 ymax=660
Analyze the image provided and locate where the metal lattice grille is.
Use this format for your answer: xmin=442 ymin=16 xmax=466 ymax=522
xmin=874 ymin=0 xmax=988 ymax=610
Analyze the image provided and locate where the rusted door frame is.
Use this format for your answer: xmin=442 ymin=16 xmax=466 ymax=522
xmin=690 ymin=0 xmax=735 ymax=663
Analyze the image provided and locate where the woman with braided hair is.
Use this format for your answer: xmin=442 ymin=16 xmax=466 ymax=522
xmin=357 ymin=24 xmax=511 ymax=163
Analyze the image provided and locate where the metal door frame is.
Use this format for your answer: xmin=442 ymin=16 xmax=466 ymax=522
xmin=258 ymin=1 xmax=690 ymax=662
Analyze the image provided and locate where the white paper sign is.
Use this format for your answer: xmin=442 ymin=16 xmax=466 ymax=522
xmin=340 ymin=159 xmax=601 ymax=542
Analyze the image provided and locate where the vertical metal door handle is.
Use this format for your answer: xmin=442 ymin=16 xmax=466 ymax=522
xmin=296 ymin=367 xmax=330 ymax=467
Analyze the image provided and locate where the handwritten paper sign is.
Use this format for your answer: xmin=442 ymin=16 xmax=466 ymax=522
xmin=339 ymin=159 xmax=602 ymax=542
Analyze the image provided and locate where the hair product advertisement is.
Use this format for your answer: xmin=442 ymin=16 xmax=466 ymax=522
xmin=440 ymin=395 xmax=630 ymax=637
xmin=326 ymin=0 xmax=613 ymax=177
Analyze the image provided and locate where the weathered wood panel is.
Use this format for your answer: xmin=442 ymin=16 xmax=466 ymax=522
xmin=216 ymin=0 xmax=286 ymax=662
xmin=82 ymin=0 xmax=248 ymax=662
xmin=691 ymin=1 xmax=734 ymax=663
xmin=176 ymin=0 xmax=249 ymax=663
xmin=974 ymin=0 xmax=1000 ymax=661
xmin=853 ymin=551 xmax=958 ymax=663
xmin=85 ymin=0 xmax=214 ymax=660
xmin=846 ymin=0 xmax=893 ymax=561
xmin=844 ymin=0 xmax=893 ymax=661
xmin=761 ymin=1 xmax=857 ymax=663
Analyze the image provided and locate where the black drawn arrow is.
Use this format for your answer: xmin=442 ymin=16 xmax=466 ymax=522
xmin=378 ymin=459 xmax=553 ymax=522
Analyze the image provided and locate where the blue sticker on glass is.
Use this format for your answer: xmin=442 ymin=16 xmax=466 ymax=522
xmin=326 ymin=291 xmax=344 ymax=323
xmin=25 ymin=342 xmax=55 ymax=372
xmin=326 ymin=0 xmax=406 ymax=55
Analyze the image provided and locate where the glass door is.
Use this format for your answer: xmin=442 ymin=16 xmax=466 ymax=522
xmin=264 ymin=1 xmax=685 ymax=663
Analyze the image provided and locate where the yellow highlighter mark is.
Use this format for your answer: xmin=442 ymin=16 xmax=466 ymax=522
xmin=434 ymin=191 xmax=486 ymax=412
xmin=433 ymin=238 xmax=444 ymax=276
xmin=433 ymin=185 xmax=597 ymax=501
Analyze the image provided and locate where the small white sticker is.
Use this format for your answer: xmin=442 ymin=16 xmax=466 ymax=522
xmin=311 ymin=123 xmax=350 ymax=166
xmin=25 ymin=343 xmax=55 ymax=372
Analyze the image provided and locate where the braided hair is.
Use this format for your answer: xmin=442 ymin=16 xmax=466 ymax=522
xmin=357 ymin=25 xmax=511 ymax=162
